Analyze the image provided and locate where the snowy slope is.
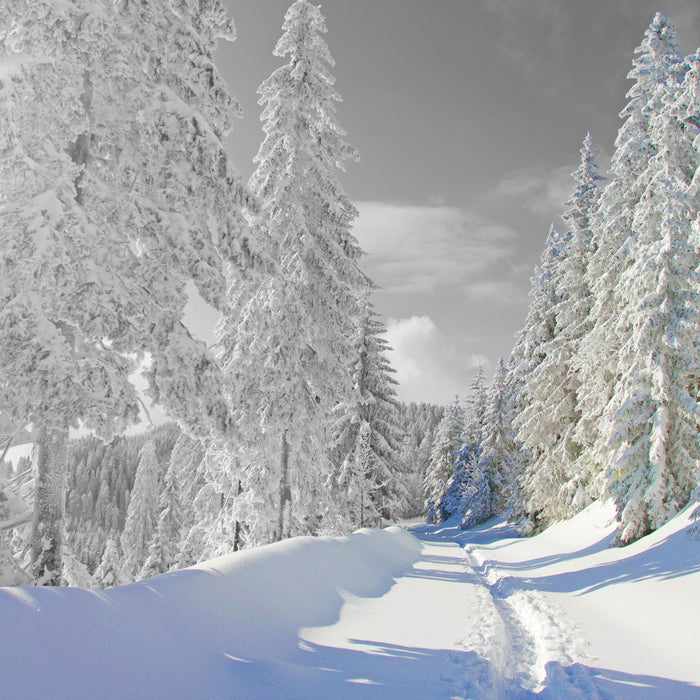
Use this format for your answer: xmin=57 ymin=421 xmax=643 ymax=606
xmin=1 ymin=505 xmax=699 ymax=699
xmin=0 ymin=527 xmax=420 ymax=700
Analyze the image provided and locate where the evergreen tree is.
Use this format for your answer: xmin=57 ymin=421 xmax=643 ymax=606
xmin=93 ymin=538 xmax=125 ymax=590
xmin=0 ymin=0 xmax=253 ymax=584
xmin=482 ymin=358 xmax=523 ymax=515
xmin=393 ymin=402 xmax=444 ymax=517
xmin=576 ymin=13 xmax=684 ymax=500
xmin=510 ymin=224 xmax=565 ymax=528
xmin=121 ymin=441 xmax=160 ymax=578
xmin=331 ymin=299 xmax=405 ymax=529
xmin=604 ymin=88 xmax=700 ymax=544
xmin=518 ymin=136 xmax=604 ymax=524
xmin=454 ymin=448 xmax=493 ymax=530
xmin=423 ymin=397 xmax=464 ymax=524
xmin=215 ymin=0 xmax=365 ymax=542
xmin=168 ymin=431 xmax=205 ymax=546
xmin=139 ymin=457 xmax=183 ymax=579
xmin=441 ymin=369 xmax=487 ymax=520
xmin=461 ymin=366 xmax=488 ymax=451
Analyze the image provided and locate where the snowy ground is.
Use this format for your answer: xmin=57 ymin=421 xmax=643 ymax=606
xmin=1 ymin=504 xmax=699 ymax=699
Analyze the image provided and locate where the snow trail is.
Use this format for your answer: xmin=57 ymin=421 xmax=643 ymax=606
xmin=293 ymin=527 xmax=607 ymax=699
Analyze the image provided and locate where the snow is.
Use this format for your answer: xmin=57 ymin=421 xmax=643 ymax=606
xmin=1 ymin=504 xmax=699 ymax=699
xmin=4 ymin=443 xmax=33 ymax=470
xmin=0 ymin=526 xmax=420 ymax=699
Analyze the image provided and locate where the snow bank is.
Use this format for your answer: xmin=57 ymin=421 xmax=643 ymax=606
xmin=0 ymin=526 xmax=421 ymax=700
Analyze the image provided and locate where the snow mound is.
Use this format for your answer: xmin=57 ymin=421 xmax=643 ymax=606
xmin=0 ymin=526 xmax=421 ymax=700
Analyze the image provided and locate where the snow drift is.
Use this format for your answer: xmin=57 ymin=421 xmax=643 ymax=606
xmin=0 ymin=526 xmax=421 ymax=700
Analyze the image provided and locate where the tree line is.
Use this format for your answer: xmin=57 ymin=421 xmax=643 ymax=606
xmin=425 ymin=13 xmax=700 ymax=546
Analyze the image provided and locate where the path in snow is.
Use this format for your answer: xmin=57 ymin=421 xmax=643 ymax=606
xmin=272 ymin=527 xmax=607 ymax=700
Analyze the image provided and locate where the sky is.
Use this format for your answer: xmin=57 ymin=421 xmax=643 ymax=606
xmin=208 ymin=0 xmax=700 ymax=406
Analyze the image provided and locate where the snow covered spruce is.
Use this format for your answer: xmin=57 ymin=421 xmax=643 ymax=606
xmin=423 ymin=13 xmax=700 ymax=547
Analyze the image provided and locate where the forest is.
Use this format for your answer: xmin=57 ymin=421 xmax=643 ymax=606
xmin=0 ymin=2 xmax=699 ymax=594
xmin=425 ymin=14 xmax=700 ymax=549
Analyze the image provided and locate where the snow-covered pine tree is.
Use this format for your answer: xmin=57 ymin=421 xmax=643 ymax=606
xmin=462 ymin=367 xmax=488 ymax=452
xmin=454 ymin=448 xmax=493 ymax=530
xmin=331 ymin=298 xmax=405 ymax=530
xmin=517 ymin=136 xmax=605 ymax=525
xmin=604 ymin=63 xmax=700 ymax=545
xmin=93 ymin=537 xmax=125 ymax=590
xmin=440 ymin=368 xmax=487 ymax=521
xmin=139 ymin=455 xmax=183 ymax=579
xmin=179 ymin=443 xmax=251 ymax=560
xmin=121 ymin=441 xmax=160 ymax=578
xmin=423 ymin=397 xmax=464 ymax=524
xmin=164 ymin=430 xmax=206 ymax=566
xmin=215 ymin=0 xmax=365 ymax=542
xmin=576 ymin=13 xmax=685 ymax=501
xmin=510 ymin=224 xmax=565 ymax=529
xmin=482 ymin=358 xmax=523 ymax=516
xmin=0 ymin=0 xmax=254 ymax=583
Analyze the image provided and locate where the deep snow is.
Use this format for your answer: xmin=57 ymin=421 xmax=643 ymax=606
xmin=1 ymin=503 xmax=699 ymax=699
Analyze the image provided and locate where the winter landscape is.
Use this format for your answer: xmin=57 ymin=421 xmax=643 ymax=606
xmin=1 ymin=0 xmax=700 ymax=698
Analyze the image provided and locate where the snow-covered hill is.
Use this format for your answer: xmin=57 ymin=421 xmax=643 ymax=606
xmin=1 ymin=504 xmax=698 ymax=699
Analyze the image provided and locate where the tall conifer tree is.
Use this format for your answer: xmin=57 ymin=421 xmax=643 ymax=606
xmin=604 ymin=60 xmax=700 ymax=544
xmin=518 ymin=136 xmax=604 ymax=524
xmin=332 ymin=298 xmax=405 ymax=529
xmin=216 ymin=0 xmax=365 ymax=542
xmin=577 ymin=13 xmax=684 ymax=494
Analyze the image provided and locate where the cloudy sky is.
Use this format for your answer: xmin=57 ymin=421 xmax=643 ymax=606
xmin=213 ymin=0 xmax=700 ymax=405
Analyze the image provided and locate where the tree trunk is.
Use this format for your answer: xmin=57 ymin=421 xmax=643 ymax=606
xmin=276 ymin=430 xmax=291 ymax=541
xmin=68 ymin=69 xmax=93 ymax=206
xmin=233 ymin=478 xmax=243 ymax=552
xmin=30 ymin=425 xmax=69 ymax=586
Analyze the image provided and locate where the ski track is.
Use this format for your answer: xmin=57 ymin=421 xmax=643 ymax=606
xmin=456 ymin=542 xmax=608 ymax=699
xmin=297 ymin=530 xmax=611 ymax=699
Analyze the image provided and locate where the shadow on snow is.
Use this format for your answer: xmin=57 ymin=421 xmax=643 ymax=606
xmin=221 ymin=638 xmax=700 ymax=699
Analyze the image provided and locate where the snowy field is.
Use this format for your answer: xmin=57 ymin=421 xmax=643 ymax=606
xmin=1 ymin=505 xmax=699 ymax=699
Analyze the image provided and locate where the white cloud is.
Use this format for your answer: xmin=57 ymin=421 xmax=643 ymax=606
xmin=353 ymin=201 xmax=517 ymax=296
xmin=489 ymin=164 xmax=574 ymax=221
xmin=384 ymin=315 xmax=488 ymax=405
xmin=463 ymin=279 xmax=526 ymax=306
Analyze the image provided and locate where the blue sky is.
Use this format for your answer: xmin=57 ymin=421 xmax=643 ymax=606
xmin=207 ymin=0 xmax=700 ymax=405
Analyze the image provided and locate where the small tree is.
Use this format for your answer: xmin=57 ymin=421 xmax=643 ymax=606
xmin=94 ymin=538 xmax=125 ymax=590
xmin=121 ymin=441 xmax=160 ymax=578
xmin=423 ymin=397 xmax=464 ymax=523
xmin=481 ymin=358 xmax=523 ymax=516
xmin=139 ymin=457 xmax=183 ymax=579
